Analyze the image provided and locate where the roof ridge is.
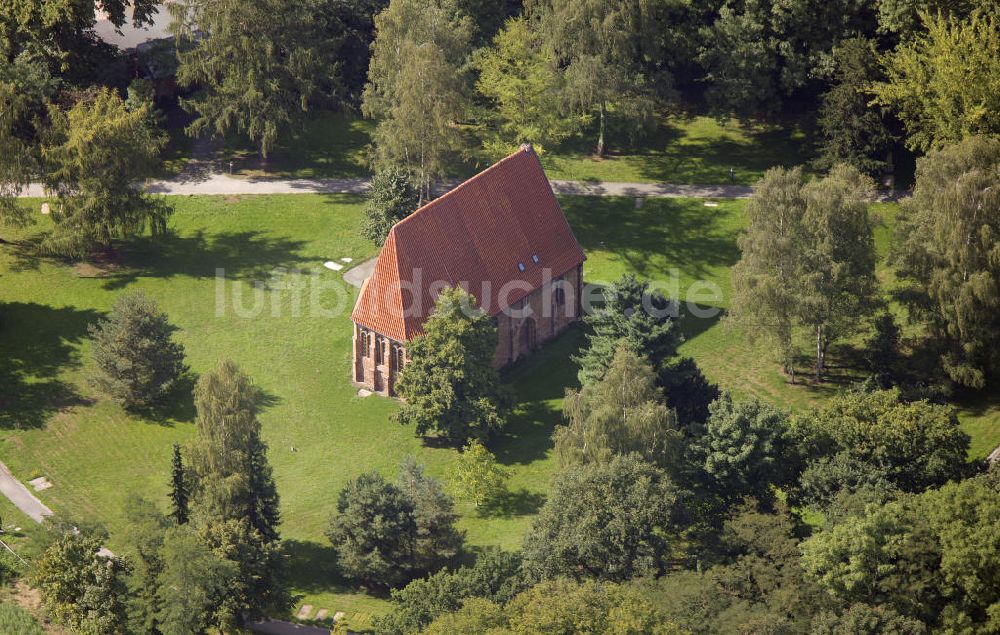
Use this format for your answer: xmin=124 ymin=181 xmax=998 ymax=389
xmin=392 ymin=145 xmax=536 ymax=232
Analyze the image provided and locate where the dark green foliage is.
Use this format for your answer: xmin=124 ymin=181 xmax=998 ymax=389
xmin=795 ymin=451 xmax=898 ymax=514
xmin=709 ymin=501 xmax=826 ymax=631
xmin=88 ymin=291 xmax=187 ymax=411
xmin=33 ymin=527 xmax=131 ymax=634
xmin=169 ymin=443 xmax=189 ymax=525
xmin=891 ymin=136 xmax=1000 ymax=388
xmin=189 ymin=360 xmax=280 ymax=542
xmin=322 ymin=0 xmax=390 ymax=103
xmin=815 ymin=38 xmax=897 ymax=176
xmin=40 ymin=88 xmax=171 ymax=257
xmin=395 ymin=286 xmax=511 ymax=442
xmin=556 ymin=344 xmax=682 ymax=469
xmin=865 ymin=312 xmax=902 ymax=388
xmin=362 ymin=167 xmax=420 ymax=245
xmin=373 ymin=548 xmax=526 ymax=635
xmin=793 ymin=388 xmax=970 ymax=495
xmin=875 ymin=0 xmax=1000 ymax=36
xmin=170 ymin=0 xmax=341 ymax=158
xmin=801 ymin=476 xmax=1000 ymax=631
xmin=196 ymin=517 xmax=290 ymax=628
xmin=658 ymin=356 xmax=720 ymax=427
xmin=396 ymin=457 xmax=464 ymax=572
xmin=522 ymin=454 xmax=681 ymax=582
xmin=327 ymin=471 xmax=418 ymax=588
xmin=156 ymin=526 xmax=237 ymax=635
xmin=691 ymin=393 xmax=798 ymax=506
xmin=123 ymin=497 xmax=170 ymax=635
xmin=187 ymin=360 xmax=288 ymax=622
xmin=575 ymin=273 xmax=680 ymax=386
xmin=698 ymin=0 xmax=878 ymax=116
xmin=1 ymin=0 xmax=156 ymax=83
xmin=810 ymin=603 xmax=926 ymax=634
xmin=0 ymin=603 xmax=43 ymax=635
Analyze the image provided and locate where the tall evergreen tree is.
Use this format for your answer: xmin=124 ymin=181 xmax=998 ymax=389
xmin=361 ymin=167 xmax=420 ymax=245
xmin=575 ymin=273 xmax=680 ymax=386
xmin=169 ymin=443 xmax=189 ymax=525
xmin=397 ymin=457 xmax=464 ymax=572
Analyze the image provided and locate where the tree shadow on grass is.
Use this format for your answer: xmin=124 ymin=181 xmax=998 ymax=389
xmin=0 ymin=302 xmax=100 ymax=430
xmin=478 ymin=488 xmax=546 ymax=519
xmin=560 ymin=197 xmax=741 ymax=281
xmin=283 ymin=538 xmax=391 ymax=600
xmin=493 ymin=327 xmax=586 ymax=467
xmin=100 ymin=230 xmax=312 ymax=290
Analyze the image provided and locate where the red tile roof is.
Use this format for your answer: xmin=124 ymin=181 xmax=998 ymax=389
xmin=351 ymin=145 xmax=586 ymax=342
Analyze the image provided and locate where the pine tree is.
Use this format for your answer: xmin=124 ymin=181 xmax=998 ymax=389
xmin=88 ymin=291 xmax=188 ymax=411
xmin=169 ymin=443 xmax=189 ymax=525
xmin=574 ymin=273 xmax=680 ymax=386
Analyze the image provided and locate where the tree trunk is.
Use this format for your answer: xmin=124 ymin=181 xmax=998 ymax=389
xmin=815 ymin=324 xmax=825 ymax=382
xmin=596 ymin=101 xmax=606 ymax=157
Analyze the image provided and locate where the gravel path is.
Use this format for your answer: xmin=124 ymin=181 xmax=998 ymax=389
xmin=19 ymin=174 xmax=908 ymax=201
xmin=0 ymin=462 xmax=52 ymax=523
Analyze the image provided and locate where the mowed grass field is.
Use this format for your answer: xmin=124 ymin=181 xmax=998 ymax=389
xmin=219 ymin=111 xmax=815 ymax=186
xmin=1 ymin=193 xmax=998 ymax=627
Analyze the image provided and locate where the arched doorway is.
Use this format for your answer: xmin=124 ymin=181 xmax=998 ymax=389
xmin=519 ymin=317 xmax=537 ymax=355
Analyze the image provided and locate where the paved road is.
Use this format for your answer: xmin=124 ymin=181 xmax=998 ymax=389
xmin=0 ymin=462 xmax=53 ymax=523
xmin=250 ymin=619 xmax=338 ymax=635
xmin=19 ymin=174 xmax=908 ymax=201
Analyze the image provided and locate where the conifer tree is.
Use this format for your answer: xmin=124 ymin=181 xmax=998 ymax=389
xmin=89 ymin=291 xmax=187 ymax=411
xmin=169 ymin=443 xmax=189 ymax=525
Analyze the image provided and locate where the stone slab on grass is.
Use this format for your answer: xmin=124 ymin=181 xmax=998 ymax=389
xmin=296 ymin=605 xmax=313 ymax=620
xmin=28 ymin=477 xmax=52 ymax=492
xmin=315 ymin=609 xmax=329 ymax=621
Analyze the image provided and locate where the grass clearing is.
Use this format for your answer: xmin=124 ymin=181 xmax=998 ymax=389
xmin=215 ymin=111 xmax=815 ymax=186
xmin=0 ymin=192 xmax=996 ymax=628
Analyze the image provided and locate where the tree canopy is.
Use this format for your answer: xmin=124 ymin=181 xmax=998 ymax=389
xmin=891 ymin=136 xmax=1000 ymax=388
xmin=394 ymin=286 xmax=510 ymax=442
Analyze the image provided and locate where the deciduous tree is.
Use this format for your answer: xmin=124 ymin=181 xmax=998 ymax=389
xmin=731 ymin=165 xmax=879 ymax=380
xmin=363 ymin=0 xmax=473 ymax=201
xmin=522 ymin=454 xmax=681 ymax=582
xmin=448 ymin=440 xmax=510 ymax=509
xmin=40 ymin=88 xmax=170 ymax=258
xmin=556 ymin=344 xmax=681 ymax=469
xmin=395 ymin=286 xmax=510 ymax=441
xmin=33 ymin=527 xmax=130 ymax=634
xmin=169 ymin=0 xmax=340 ymax=158
xmin=890 ymin=136 xmax=1000 ymax=388
xmin=473 ymin=17 xmax=579 ymax=159
xmin=872 ymin=12 xmax=1000 ymax=151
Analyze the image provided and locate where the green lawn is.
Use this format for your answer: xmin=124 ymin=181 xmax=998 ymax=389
xmin=1 ymin=192 xmax=997 ymax=630
xmin=215 ymin=111 xmax=815 ymax=186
